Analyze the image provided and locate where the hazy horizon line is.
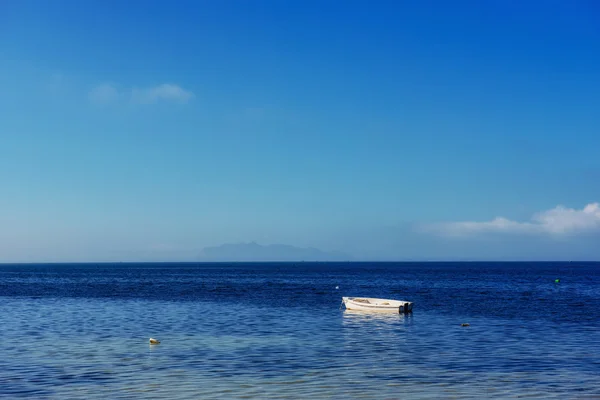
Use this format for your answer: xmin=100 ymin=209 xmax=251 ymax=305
xmin=0 ymin=260 xmax=596 ymax=265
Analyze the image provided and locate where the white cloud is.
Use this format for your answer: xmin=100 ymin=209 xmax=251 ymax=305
xmin=130 ymin=84 xmax=194 ymax=104
xmin=422 ymin=203 xmax=600 ymax=237
xmin=88 ymin=83 xmax=120 ymax=104
xmin=88 ymin=83 xmax=194 ymax=105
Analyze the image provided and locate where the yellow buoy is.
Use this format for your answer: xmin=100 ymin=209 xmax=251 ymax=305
xmin=149 ymin=338 xmax=161 ymax=345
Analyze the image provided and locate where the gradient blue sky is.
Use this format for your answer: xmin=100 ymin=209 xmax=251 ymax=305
xmin=1 ymin=0 xmax=599 ymax=262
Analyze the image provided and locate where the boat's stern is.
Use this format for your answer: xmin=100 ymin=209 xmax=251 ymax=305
xmin=399 ymin=302 xmax=414 ymax=314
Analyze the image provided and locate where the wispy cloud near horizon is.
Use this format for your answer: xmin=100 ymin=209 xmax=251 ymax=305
xmin=88 ymin=83 xmax=120 ymax=104
xmin=130 ymin=84 xmax=194 ymax=104
xmin=88 ymin=83 xmax=194 ymax=105
xmin=421 ymin=203 xmax=600 ymax=237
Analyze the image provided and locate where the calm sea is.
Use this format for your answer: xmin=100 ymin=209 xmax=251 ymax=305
xmin=1 ymin=262 xmax=599 ymax=399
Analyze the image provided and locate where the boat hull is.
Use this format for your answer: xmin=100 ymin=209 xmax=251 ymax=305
xmin=342 ymin=297 xmax=413 ymax=314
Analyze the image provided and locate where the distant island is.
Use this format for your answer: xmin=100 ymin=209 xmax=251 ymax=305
xmin=198 ymin=242 xmax=352 ymax=262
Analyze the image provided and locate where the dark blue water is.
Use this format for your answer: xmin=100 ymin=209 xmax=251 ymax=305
xmin=1 ymin=262 xmax=599 ymax=399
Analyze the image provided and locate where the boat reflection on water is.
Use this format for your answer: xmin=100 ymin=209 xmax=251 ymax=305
xmin=341 ymin=309 xmax=413 ymax=348
xmin=342 ymin=308 xmax=413 ymax=324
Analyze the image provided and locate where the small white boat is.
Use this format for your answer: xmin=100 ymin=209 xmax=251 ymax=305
xmin=342 ymin=297 xmax=413 ymax=314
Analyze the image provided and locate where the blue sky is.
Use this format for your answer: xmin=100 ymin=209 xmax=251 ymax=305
xmin=1 ymin=0 xmax=599 ymax=261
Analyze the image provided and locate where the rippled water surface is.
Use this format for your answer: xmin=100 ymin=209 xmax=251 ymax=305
xmin=1 ymin=262 xmax=599 ymax=399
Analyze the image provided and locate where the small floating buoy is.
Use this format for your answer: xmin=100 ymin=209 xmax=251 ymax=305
xmin=555 ymin=279 xmax=560 ymax=283
xmin=149 ymin=338 xmax=161 ymax=345
xmin=461 ymin=323 xmax=470 ymax=327
xmin=335 ymin=286 xmax=339 ymax=290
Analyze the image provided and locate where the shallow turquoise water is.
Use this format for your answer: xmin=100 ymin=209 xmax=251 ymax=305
xmin=1 ymin=262 xmax=599 ymax=398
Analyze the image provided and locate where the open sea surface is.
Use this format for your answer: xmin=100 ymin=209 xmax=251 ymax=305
xmin=0 ymin=262 xmax=599 ymax=399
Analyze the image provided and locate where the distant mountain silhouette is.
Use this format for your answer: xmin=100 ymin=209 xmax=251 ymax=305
xmin=199 ymin=242 xmax=351 ymax=262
